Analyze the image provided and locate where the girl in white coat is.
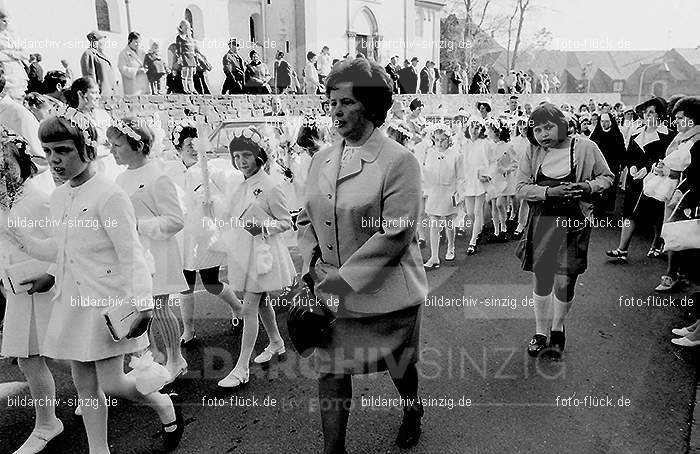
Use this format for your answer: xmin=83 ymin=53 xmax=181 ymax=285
xmin=486 ymin=121 xmax=512 ymax=242
xmin=13 ymin=111 xmax=183 ymax=453
xmin=217 ymin=127 xmax=296 ymax=389
xmin=423 ymin=125 xmax=462 ymax=268
xmin=109 ymin=117 xmax=189 ymax=382
xmin=0 ymin=127 xmax=62 ymax=454
xmin=169 ymin=122 xmax=243 ymax=343
xmin=458 ymin=120 xmax=492 ymax=255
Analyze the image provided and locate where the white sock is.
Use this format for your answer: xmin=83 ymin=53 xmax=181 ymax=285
xmin=551 ymin=294 xmax=573 ymax=332
xmin=533 ymin=292 xmax=552 ymax=336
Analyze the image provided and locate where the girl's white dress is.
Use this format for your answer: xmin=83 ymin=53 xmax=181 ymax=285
xmin=171 ymin=159 xmax=237 ymax=271
xmin=22 ymin=173 xmax=153 ymax=361
xmin=458 ymin=138 xmax=491 ymax=197
xmin=493 ymin=141 xmax=519 ymax=196
xmin=0 ymin=181 xmax=55 ymax=358
xmin=485 ymin=140 xmax=511 ymax=199
xmin=422 ymin=145 xmax=462 ymax=216
xmin=219 ymin=169 xmax=296 ymax=293
xmin=116 ymin=161 xmax=189 ymax=295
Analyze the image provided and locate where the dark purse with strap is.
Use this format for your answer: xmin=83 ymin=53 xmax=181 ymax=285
xmin=287 ymin=249 xmax=336 ymax=357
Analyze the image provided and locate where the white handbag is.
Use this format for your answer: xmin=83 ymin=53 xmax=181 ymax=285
xmin=661 ymin=194 xmax=700 ymax=252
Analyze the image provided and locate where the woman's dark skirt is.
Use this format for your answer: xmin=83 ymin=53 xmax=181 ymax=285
xmin=312 ymin=304 xmax=422 ymax=376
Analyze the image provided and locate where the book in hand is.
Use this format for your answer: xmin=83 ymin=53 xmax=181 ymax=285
xmin=102 ymin=300 xmax=140 ymax=342
xmin=4 ymin=259 xmax=50 ymax=295
xmin=238 ymin=203 xmax=272 ymax=236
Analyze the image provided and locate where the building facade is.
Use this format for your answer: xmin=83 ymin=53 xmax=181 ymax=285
xmin=4 ymin=0 xmax=446 ymax=94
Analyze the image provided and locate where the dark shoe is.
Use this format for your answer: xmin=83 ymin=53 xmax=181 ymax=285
xmin=548 ymin=327 xmax=566 ymax=358
xmin=396 ymin=402 xmax=424 ymax=449
xmin=230 ymin=317 xmax=243 ymax=335
xmin=180 ymin=334 xmax=199 ymax=348
xmin=605 ymin=248 xmax=628 ymax=262
xmin=527 ymin=334 xmax=548 ymax=357
xmin=466 ymin=244 xmax=477 ymax=256
xmin=498 ymin=232 xmax=510 ymax=242
xmin=162 ymin=393 xmax=184 ymax=451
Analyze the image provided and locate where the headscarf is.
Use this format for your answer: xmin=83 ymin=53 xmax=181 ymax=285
xmin=589 ymin=112 xmax=625 ymax=171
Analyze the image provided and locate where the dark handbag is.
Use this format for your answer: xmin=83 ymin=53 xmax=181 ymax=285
xmin=286 ymin=254 xmax=336 ymax=357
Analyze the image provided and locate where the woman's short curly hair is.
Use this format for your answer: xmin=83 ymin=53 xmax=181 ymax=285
xmin=324 ymin=58 xmax=394 ymax=128
xmin=671 ymin=96 xmax=700 ymax=126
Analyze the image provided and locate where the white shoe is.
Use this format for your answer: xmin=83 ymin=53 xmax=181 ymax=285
xmin=423 ymin=258 xmax=440 ymax=269
xmin=671 ymin=327 xmax=692 ymax=337
xmin=445 ymin=249 xmax=455 ymax=261
xmin=74 ymin=405 xmax=82 ymax=416
xmin=217 ymin=369 xmax=249 ymax=389
xmin=671 ymin=337 xmax=700 ymax=347
xmin=13 ymin=419 xmax=63 ymax=454
xmin=253 ymin=344 xmax=286 ymax=364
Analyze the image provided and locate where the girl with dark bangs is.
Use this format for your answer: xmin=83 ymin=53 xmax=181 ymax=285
xmin=516 ymin=103 xmax=613 ymax=358
xmin=11 ymin=112 xmax=185 ymax=452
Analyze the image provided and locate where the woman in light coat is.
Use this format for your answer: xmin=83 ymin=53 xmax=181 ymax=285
xmin=117 ymin=32 xmax=148 ymax=96
xmin=297 ymin=58 xmax=428 ymax=453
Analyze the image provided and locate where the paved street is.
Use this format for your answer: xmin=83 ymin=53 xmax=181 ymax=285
xmin=1 ymin=223 xmax=698 ymax=454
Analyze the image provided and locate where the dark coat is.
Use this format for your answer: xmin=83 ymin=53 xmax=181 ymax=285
xmin=398 ymin=66 xmax=418 ymax=94
xmin=419 ymin=67 xmax=431 ymax=94
xmin=385 ymin=63 xmax=400 ymax=92
xmin=80 ymin=48 xmax=116 ymax=97
xmin=624 ymin=128 xmax=674 ymax=172
xmin=27 ymin=62 xmax=44 ymax=92
xmin=273 ymin=59 xmax=292 ymax=90
xmin=222 ymin=51 xmax=245 ymax=87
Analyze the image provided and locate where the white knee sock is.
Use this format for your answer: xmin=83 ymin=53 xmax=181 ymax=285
xmin=533 ymin=292 xmax=552 ymax=336
xmin=551 ymin=294 xmax=573 ymax=332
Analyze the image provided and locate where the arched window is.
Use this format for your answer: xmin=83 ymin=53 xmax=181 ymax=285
xmin=250 ymin=13 xmax=262 ymax=44
xmin=95 ymin=0 xmax=121 ymax=33
xmin=185 ymin=5 xmax=205 ymax=39
xmin=96 ymin=0 xmax=111 ymax=32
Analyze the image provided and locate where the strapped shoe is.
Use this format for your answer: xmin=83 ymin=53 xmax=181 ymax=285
xmin=14 ymin=419 xmax=64 ymax=454
xmin=527 ymin=334 xmax=548 ymax=357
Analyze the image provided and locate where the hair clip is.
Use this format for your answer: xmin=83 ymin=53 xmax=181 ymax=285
xmin=171 ymin=119 xmax=196 ymax=144
xmin=111 ymin=119 xmax=142 ymax=142
xmin=53 ymin=105 xmax=99 ymax=149
xmin=233 ymin=127 xmax=264 ymax=146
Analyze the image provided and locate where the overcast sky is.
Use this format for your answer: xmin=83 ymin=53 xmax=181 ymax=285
xmin=478 ymin=0 xmax=698 ymax=51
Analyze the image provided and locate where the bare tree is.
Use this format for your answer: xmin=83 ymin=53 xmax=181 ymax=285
xmin=510 ymin=0 xmax=532 ymax=70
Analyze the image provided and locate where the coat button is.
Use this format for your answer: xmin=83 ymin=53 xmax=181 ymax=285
xmin=325 ymin=220 xmax=332 ymax=226
xmin=326 ymin=244 xmax=333 ymax=250
xmin=76 ymin=281 xmax=80 ymax=285
xmin=327 ymin=193 xmax=332 ymax=199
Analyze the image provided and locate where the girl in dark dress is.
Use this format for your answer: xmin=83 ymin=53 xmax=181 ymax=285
xmin=606 ymin=97 xmax=674 ymax=262
xmin=176 ymin=20 xmax=197 ymax=94
xmin=516 ymin=104 xmax=613 ymax=358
